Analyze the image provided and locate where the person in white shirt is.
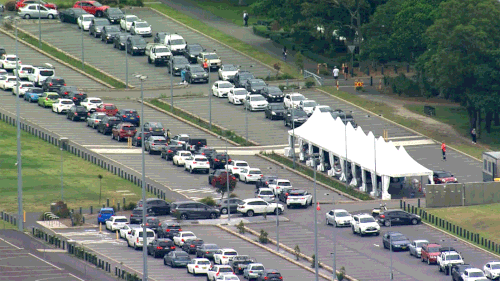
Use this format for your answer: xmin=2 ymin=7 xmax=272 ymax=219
xmin=333 ymin=66 xmax=340 ymax=80
xmin=243 ymin=11 xmax=249 ymax=27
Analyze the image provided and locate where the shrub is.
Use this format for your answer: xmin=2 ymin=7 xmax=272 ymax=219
xmin=258 ymin=229 xmax=269 ymax=244
xmin=305 ymin=80 xmax=315 ymax=88
xmin=229 ymin=193 xmax=238 ymax=198
xmin=123 ymin=202 xmax=136 ymax=211
xmin=73 ymin=213 xmax=83 ymax=226
xmin=387 ymin=73 xmax=421 ymax=96
xmin=295 ymin=52 xmax=305 ymax=70
xmin=199 ymin=197 xmax=216 ymax=207
xmin=294 ymin=245 xmax=301 ymax=261
xmin=311 ymin=254 xmax=317 ymax=268
xmin=173 ymin=211 xmax=183 ymax=223
xmin=135 ymin=0 xmax=144 ymax=7
xmin=237 ymin=220 xmax=245 ymax=234
xmin=337 ymin=266 xmax=346 ymax=281
xmin=5 ymin=1 xmax=16 ymax=11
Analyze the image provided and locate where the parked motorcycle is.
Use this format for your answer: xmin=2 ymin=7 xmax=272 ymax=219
xmin=372 ymin=203 xmax=387 ymax=217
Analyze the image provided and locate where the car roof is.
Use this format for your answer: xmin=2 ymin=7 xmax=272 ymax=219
xmin=119 ymin=122 xmax=135 ymax=126
xmin=433 ymin=170 xmax=448 ymax=173
xmin=221 ymin=248 xmax=236 ymax=251
xmin=466 ymin=268 xmax=484 ymax=272
xmin=57 ymin=98 xmax=73 ymax=102
xmin=333 ymin=209 xmax=348 ymax=213
xmin=87 ymin=97 xmax=101 ymax=100
xmin=111 ymin=215 xmax=127 ymax=219
xmin=179 ymin=231 xmax=195 ymax=234
xmin=100 ymin=207 xmax=114 ymax=211
xmin=248 ymin=168 xmax=261 ymax=172
xmin=258 ymin=188 xmax=272 ymax=192
xmin=244 ymin=198 xmax=267 ymax=203
xmin=275 ymin=179 xmax=290 ymax=182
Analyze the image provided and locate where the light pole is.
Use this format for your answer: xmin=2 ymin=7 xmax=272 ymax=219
xmin=311 ymin=153 xmax=319 ymax=281
xmin=342 ymin=112 xmax=349 ymax=187
xmin=326 ymin=193 xmax=336 ymax=281
xmin=80 ymin=1 xmax=84 ymax=70
xmin=59 ymin=137 xmax=68 ymax=201
xmin=226 ymin=136 xmax=230 ymax=222
xmin=38 ymin=0 xmax=41 ymax=48
xmin=98 ymin=174 xmax=103 ymax=205
xmin=134 ymin=73 xmax=148 ymax=281
xmin=291 ymin=108 xmax=296 ymax=169
xmin=125 ymin=41 xmax=129 ymax=88
xmin=208 ymin=50 xmax=216 ymax=131
xmin=267 ymin=166 xmax=283 ymax=252
xmin=389 ymin=220 xmax=393 ymax=280
xmin=170 ymin=57 xmax=173 ymax=110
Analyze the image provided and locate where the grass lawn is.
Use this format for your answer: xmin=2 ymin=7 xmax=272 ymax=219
xmin=191 ymin=0 xmax=268 ymax=27
xmin=145 ymin=3 xmax=300 ymax=79
xmin=0 ymin=121 xmax=142 ymax=213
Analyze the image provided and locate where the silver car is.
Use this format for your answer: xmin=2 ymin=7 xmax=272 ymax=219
xmin=87 ymin=112 xmax=107 ymax=129
xmin=145 ymin=136 xmax=168 ymax=154
xmin=255 ymin=188 xmax=275 ymax=202
xmin=409 ymin=239 xmax=429 ymax=258
xmin=18 ymin=4 xmax=58 ymax=19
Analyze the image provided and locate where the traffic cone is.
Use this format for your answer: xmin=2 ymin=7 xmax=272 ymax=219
xmin=336 ymin=80 xmax=339 ymax=91
xmin=316 ymin=202 xmax=321 ymax=211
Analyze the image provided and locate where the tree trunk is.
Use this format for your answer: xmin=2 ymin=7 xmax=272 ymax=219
xmin=467 ymin=107 xmax=476 ymax=130
xmin=485 ymin=111 xmax=493 ymax=133
xmin=477 ymin=110 xmax=482 ymax=139
xmin=495 ymin=110 xmax=499 ymax=126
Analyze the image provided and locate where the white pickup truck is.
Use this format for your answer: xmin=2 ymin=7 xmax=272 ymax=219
xmin=437 ymin=250 xmax=464 ymax=275
xmin=145 ymin=43 xmax=171 ymax=66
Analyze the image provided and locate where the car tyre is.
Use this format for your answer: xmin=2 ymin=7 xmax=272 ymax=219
xmin=117 ymin=135 xmax=121 ymax=142
xmin=209 ymin=213 xmax=217 ymax=219
xmin=221 ymin=208 xmax=228 ymax=215
xmin=411 ymin=219 xmax=418 ymax=225
xmin=48 ymin=14 xmax=54 ymax=19
xmin=246 ymin=210 xmax=254 ymax=217
xmin=24 ymin=14 xmax=30 ymax=19
xmin=384 ymin=220 xmax=391 ymax=227
xmin=163 ymin=259 xmax=167 ymax=265
xmin=96 ymin=11 xmax=103 ymax=17
xmin=180 ymin=214 xmax=188 ymax=220
xmin=429 ymin=259 xmax=432 ymax=266
xmin=189 ymin=167 xmax=193 ymax=174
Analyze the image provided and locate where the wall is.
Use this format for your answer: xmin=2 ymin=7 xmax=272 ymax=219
xmin=426 ymin=181 xmax=500 ymax=207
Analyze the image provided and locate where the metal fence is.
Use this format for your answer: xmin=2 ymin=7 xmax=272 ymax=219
xmin=426 ymin=181 xmax=500 ymax=208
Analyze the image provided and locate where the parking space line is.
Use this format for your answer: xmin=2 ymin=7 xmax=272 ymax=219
xmin=68 ymin=273 xmax=85 ymax=281
xmin=0 ymin=237 xmax=23 ymax=249
xmin=28 ymin=253 xmax=63 ymax=270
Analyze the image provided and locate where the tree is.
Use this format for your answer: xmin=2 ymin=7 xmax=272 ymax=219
xmin=214 ymin=175 xmax=236 ymax=199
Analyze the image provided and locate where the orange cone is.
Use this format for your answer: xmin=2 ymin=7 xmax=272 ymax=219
xmin=316 ymin=202 xmax=321 ymax=211
xmin=336 ymin=80 xmax=339 ymax=91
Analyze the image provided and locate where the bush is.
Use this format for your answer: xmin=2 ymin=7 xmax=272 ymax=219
xmin=387 ymin=73 xmax=421 ymax=96
xmin=305 ymin=79 xmax=315 ymax=88
xmin=258 ymin=229 xmax=269 ymax=244
xmin=237 ymin=220 xmax=245 ymax=234
xmin=319 ymin=68 xmax=330 ymax=76
xmin=5 ymin=1 xmax=16 ymax=11
xmin=311 ymin=254 xmax=318 ymax=268
xmin=73 ymin=213 xmax=83 ymax=226
xmin=229 ymin=193 xmax=238 ymax=198
xmin=295 ymin=52 xmax=305 ymax=70
xmin=337 ymin=266 xmax=346 ymax=281
xmin=56 ymin=2 xmax=74 ymax=9
xmin=123 ymin=202 xmax=136 ymax=211
xmin=199 ymin=197 xmax=216 ymax=207
xmin=294 ymin=245 xmax=301 ymax=261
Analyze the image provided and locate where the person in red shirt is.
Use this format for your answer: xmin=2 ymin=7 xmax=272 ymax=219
xmin=203 ymin=59 xmax=208 ymax=72
xmin=441 ymin=142 xmax=446 ymax=161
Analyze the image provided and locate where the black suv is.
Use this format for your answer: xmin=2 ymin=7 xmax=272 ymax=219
xmin=261 ymin=86 xmax=284 ymax=103
xmin=331 ymin=110 xmax=357 ymax=128
xmin=264 ymin=103 xmax=286 ymax=120
xmin=451 ymin=264 xmax=473 ymax=281
xmin=66 ymin=105 xmax=88 ymax=121
xmin=168 ymin=56 xmax=190 ymax=76
xmin=129 ymin=207 xmax=154 ymax=224
xmin=113 ymin=33 xmax=131 ymax=50
xmin=137 ymin=198 xmax=171 ymax=216
xmin=232 ymin=71 xmax=255 ymax=88
xmin=217 ymin=198 xmax=244 ymax=215
xmin=183 ymin=44 xmax=204 ymax=63
xmin=257 ymin=269 xmax=283 ymax=281
xmin=68 ymin=91 xmax=87 ymax=105
xmin=153 ymin=32 xmax=169 ymax=44
xmin=98 ymin=116 xmax=121 ymax=135
xmin=196 ymin=147 xmax=216 ymax=161
xmin=58 ymin=85 xmax=78 ymax=98
xmin=284 ymin=108 xmax=308 ymax=127
xmin=210 ymin=153 xmax=231 ymax=169
xmin=101 ymin=25 xmax=121 ymax=43
xmin=160 ymin=144 xmax=183 ymax=160
xmin=256 ymin=175 xmax=278 ymax=189
xmin=143 ymin=122 xmax=165 ymax=136
xmin=185 ymin=64 xmax=209 ymax=84
xmin=147 ymin=238 xmax=176 ymax=258
xmin=117 ymin=109 xmax=140 ymax=126
xmin=126 ymin=36 xmax=147 ymax=55
xmin=170 ymin=201 xmax=220 ymax=220
xmin=144 ymin=217 xmax=160 ymax=230
xmin=157 ymin=221 xmax=182 ymax=239
xmin=181 ymin=238 xmax=204 ymax=254
xmin=103 ymin=7 xmax=123 ymax=24
xmin=42 ymin=77 xmax=66 ymax=92
xmin=378 ymin=210 xmax=421 ymax=226
xmin=244 ymin=78 xmax=267 ymax=94
xmin=132 ymin=131 xmax=152 ymax=147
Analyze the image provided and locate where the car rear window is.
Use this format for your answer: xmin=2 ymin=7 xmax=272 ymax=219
xmin=76 ymin=107 xmax=87 ymax=112
xmin=260 ymin=190 xmax=273 ymax=195
xmin=183 ymin=233 xmax=195 ymax=237
xmin=89 ymin=99 xmax=102 ymax=104
xmin=198 ymin=260 xmax=210 ymax=265
xmin=158 ymin=241 xmax=172 ymax=247
xmin=267 ymin=273 xmax=282 ymax=278
xmin=290 ymin=192 xmax=306 ymax=196
xmin=29 ymin=89 xmax=44 ymax=93
xmin=278 ymin=181 xmax=291 ymax=186
xmin=167 ymin=225 xmax=181 ymax=230
xmin=40 ymin=70 xmax=54 ymax=76
xmin=236 ymin=163 xmax=248 ymax=167
xmin=61 ymin=101 xmax=73 ymax=105
xmin=154 ymin=139 xmax=167 ymax=144
xmin=52 ymin=79 xmax=65 ymax=85
xmin=252 ymin=265 xmax=264 ymax=270
xmin=105 ymin=105 xmax=116 ymax=110
xmin=138 ymin=232 xmax=155 ymax=238
xmin=132 ymin=209 xmax=143 ymax=215
xmin=428 ymin=247 xmax=440 ymax=252
xmin=122 ymin=126 xmax=135 ymax=131
xmin=219 ymin=267 xmax=233 ymax=273
xmin=195 ymin=157 xmax=207 ymax=161
xmin=100 ymin=210 xmax=113 ymax=214
xmin=48 ymin=95 xmax=58 ymax=100
xmin=115 ymin=218 xmax=127 ymax=222
xmin=181 ymin=153 xmax=191 ymax=156
xmin=249 ymin=170 xmax=261 ymax=175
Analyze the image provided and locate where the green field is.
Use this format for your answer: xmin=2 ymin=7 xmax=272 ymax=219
xmin=0 ymin=121 xmax=142 ymax=213
xmin=191 ymin=0 xmax=268 ymax=27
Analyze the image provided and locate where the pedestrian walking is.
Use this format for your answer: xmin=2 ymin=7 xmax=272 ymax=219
xmin=441 ymin=142 xmax=446 ymax=161
xmin=333 ymin=66 xmax=340 ymax=80
xmin=203 ymin=59 xmax=208 ymax=72
xmin=180 ymin=68 xmax=186 ymax=84
xmin=166 ymin=129 xmax=171 ymax=143
xmin=344 ymin=63 xmax=349 ymax=80
xmin=282 ymin=46 xmax=287 ymax=61
xmin=243 ymin=11 xmax=249 ymax=27
xmin=471 ymin=128 xmax=477 ymax=144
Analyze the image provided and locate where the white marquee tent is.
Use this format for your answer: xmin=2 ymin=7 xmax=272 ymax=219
xmin=287 ymin=108 xmax=433 ymax=199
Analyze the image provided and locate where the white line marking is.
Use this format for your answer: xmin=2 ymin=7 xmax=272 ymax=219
xmin=387 ymin=135 xmax=423 ymax=140
xmin=36 ymin=249 xmax=67 ymax=253
xmin=0 ymin=237 xmax=22 ymax=249
xmin=28 ymin=253 xmax=63 ymax=270
xmin=373 ymin=244 xmax=380 ymax=247
xmin=68 ymin=273 xmax=85 ymax=281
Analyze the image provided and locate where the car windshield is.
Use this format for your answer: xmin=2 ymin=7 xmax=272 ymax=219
xmin=61 ymin=101 xmax=73 ymax=105
xmin=252 ymin=265 xmax=264 ymax=270
xmin=252 ymin=80 xmax=266 ymax=86
xmin=170 ymin=39 xmax=186 ymax=45
xmin=156 ymin=48 xmax=169 ymax=53
xmin=190 ymin=45 xmax=203 ymax=52
xmin=105 ymin=105 xmax=116 ymax=110
xmin=115 ymin=218 xmax=127 ymax=222
xmin=292 ymin=95 xmax=305 ymax=101
xmin=446 ymin=255 xmax=461 ymax=260
xmin=136 ymin=22 xmax=149 ymax=28
xmin=205 ymin=54 xmax=218 ymax=59
xmin=82 ymin=16 xmax=93 ymax=22
xmin=260 ymin=190 xmax=273 ymax=195
xmin=236 ymin=163 xmax=248 ymax=167
xmin=278 ymin=181 xmax=291 ymax=186
xmin=250 ymin=96 xmax=265 ymax=101
xmin=93 ymin=1 xmax=103 ymax=7
xmin=391 ymin=235 xmax=407 ymax=241
xmin=95 ymin=19 xmax=109 ymax=25
xmin=428 ymin=247 xmax=440 ymax=252
xmin=336 ymin=212 xmax=350 ymax=217
xmin=291 ymin=110 xmax=308 ymax=117
xmin=177 ymin=255 xmax=191 ymax=261
xmin=470 ymin=272 xmax=485 ymax=277
xmin=270 ymin=104 xmax=284 ymax=110
xmin=138 ymin=232 xmax=155 ymax=237
xmin=191 ymin=67 xmax=206 ymax=73
xmin=219 ymin=83 xmax=233 ymax=88
xmin=40 ymin=70 xmax=54 ymax=76
xmin=89 ymin=99 xmax=102 ymax=104
xmin=223 ymin=65 xmax=237 ymax=71
xmin=107 ymin=8 xmax=122 ymax=14
xmin=106 ymin=26 xmax=120 ymax=32
xmin=240 ymin=73 xmax=253 ymax=79
xmin=234 ymin=90 xmax=247 ymax=96
xmin=127 ymin=16 xmax=138 ymax=22
xmin=29 ymin=89 xmax=44 ymax=93
xmin=101 ymin=210 xmax=113 ymax=214
xmin=249 ymin=170 xmax=261 ymax=175
xmin=173 ymin=57 xmax=188 ymax=64
xmin=131 ymin=38 xmax=146 ymax=44
xmin=360 ymin=217 xmax=375 ymax=223
xmin=415 ymin=241 xmax=427 ymax=247
xmin=436 ymin=172 xmax=452 ymax=178
xmin=492 ymin=264 xmax=500 ymax=269
xmin=268 ymin=88 xmax=282 ymax=94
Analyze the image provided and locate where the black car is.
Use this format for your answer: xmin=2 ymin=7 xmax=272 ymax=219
xmin=137 ymin=198 xmax=171 ymax=216
xmin=0 ymin=47 xmax=5 ymax=57
xmin=261 ymin=86 xmax=284 ymax=103
xmin=170 ymin=201 xmax=220 ymax=220
xmin=113 ymin=33 xmax=131 ymax=50
xmin=451 ymin=264 xmax=474 ymax=281
xmin=210 ymin=153 xmax=231 ymax=169
xmin=233 ymin=71 xmax=255 ymax=88
xmin=264 ymin=103 xmax=286 ymax=120
xmin=216 ymin=198 xmax=244 ymax=215
xmin=117 ymin=109 xmax=140 ymax=126
xmin=257 ymin=269 xmax=283 ymax=281
xmin=59 ymin=8 xmax=87 ymax=24
xmin=255 ymin=175 xmax=278 ymax=189
xmin=67 ymin=90 xmax=87 ymax=105
xmin=160 ymin=144 xmax=183 ymax=160
xmin=378 ymin=210 xmax=421 ymax=226
xmin=143 ymin=122 xmax=165 ymax=136
xmin=382 ymin=231 xmax=411 ymax=251
xmin=284 ymin=109 xmax=308 ymax=127
xmin=132 ymin=131 xmax=152 ymax=147
xmin=183 ymin=44 xmax=204 ymax=63
xmin=331 ymin=110 xmax=357 ymax=128
xmin=196 ymin=147 xmax=216 ymax=160
xmin=100 ymin=25 xmax=121 ymax=43
xmin=185 ymin=64 xmax=209 ymax=84
xmin=277 ymin=187 xmax=296 ymax=203
xmin=144 ymin=217 xmax=160 ymax=231
xmin=245 ymin=78 xmax=267 ymax=94
xmin=66 ymin=105 xmax=88 ymax=121
xmin=103 ymin=7 xmax=123 ymax=24
xmin=168 ymin=56 xmax=190 ymax=76
xmin=181 ymin=238 xmax=204 ymax=254
xmin=58 ymin=85 xmax=78 ymax=98
xmin=41 ymin=77 xmax=66 ymax=92
xmin=97 ymin=116 xmax=121 ymax=135
xmin=126 ymin=36 xmax=147 ymax=55
xmin=89 ymin=18 xmax=111 ymax=38
xmin=153 ymin=32 xmax=169 ymax=44
xmin=147 ymin=238 xmax=176 ymax=258
xmin=164 ymin=251 xmax=190 ymax=268
xmin=129 ymin=207 xmax=154 ymax=224
xmin=195 ymin=243 xmax=220 ymax=259
xmin=157 ymin=221 xmax=182 ymax=239
xmin=184 ymin=138 xmax=207 ymax=152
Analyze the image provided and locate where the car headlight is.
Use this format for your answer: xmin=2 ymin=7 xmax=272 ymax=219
xmin=174 ymin=67 xmax=179 ymax=70
xmin=190 ymin=54 xmax=195 ymax=57
xmin=133 ymin=47 xmax=138 ymax=49
xmin=272 ymin=112 xmax=276 ymax=115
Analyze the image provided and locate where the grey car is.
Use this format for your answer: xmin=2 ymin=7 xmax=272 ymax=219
xmin=145 ymin=136 xmax=168 ymax=154
xmin=89 ymin=18 xmax=111 ymax=38
xmin=164 ymin=251 xmax=190 ymax=268
xmin=18 ymin=4 xmax=58 ymax=19
xmin=87 ymin=112 xmax=107 ymax=129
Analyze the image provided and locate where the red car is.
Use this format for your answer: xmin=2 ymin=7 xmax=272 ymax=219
xmin=16 ymin=0 xmax=56 ymax=10
xmin=211 ymin=170 xmax=237 ymax=189
xmin=73 ymin=1 xmax=109 ymax=17
xmin=95 ymin=103 xmax=118 ymax=116
xmin=421 ymin=243 xmax=441 ymax=264
xmin=432 ymin=170 xmax=458 ymax=184
xmin=111 ymin=122 xmax=137 ymax=141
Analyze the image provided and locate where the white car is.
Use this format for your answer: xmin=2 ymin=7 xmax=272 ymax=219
xmin=12 ymin=81 xmax=34 ymax=96
xmin=105 ymin=215 xmax=128 ymax=232
xmin=255 ymin=188 xmax=275 ymax=202
xmin=218 ymin=64 xmax=239 ymax=81
xmin=0 ymin=69 xmax=7 ymax=77
xmin=173 ymin=231 xmax=197 ymax=246
xmin=298 ymin=100 xmax=318 ymax=116
xmin=130 ymin=20 xmax=152 ymax=36
xmin=239 ymin=168 xmax=263 ymax=183
xmin=237 ymin=198 xmax=284 ymax=217
xmin=268 ymin=179 xmax=292 ymax=195
xmin=120 ymin=15 xmax=139 ymax=31
xmin=172 ymin=150 xmax=193 ymax=166
xmin=286 ymin=189 xmax=313 ymax=208
xmin=437 ymin=251 xmax=464 ymax=275
xmin=18 ymin=4 xmax=58 ymax=19
xmin=243 ymin=263 xmax=265 ymax=280
xmin=207 ymin=265 xmax=234 ymax=281
xmin=119 ymin=224 xmax=138 ymax=239
xmin=284 ymin=93 xmax=306 ymax=109
xmin=212 ymin=81 xmax=234 ymax=98
xmin=52 ymin=99 xmax=74 ymax=114
xmin=216 ymin=275 xmax=240 ymax=281
xmin=184 ymin=155 xmax=210 ymax=174
xmin=326 ymin=209 xmax=352 ymax=227
xmin=126 ymin=227 xmax=155 ymax=250
xmin=228 ymin=88 xmax=247 ymax=105
xmin=187 ymin=258 xmax=211 ymax=275
xmin=225 ymin=160 xmax=249 ymax=179
xmin=484 ymin=261 xmax=500 ymax=280
xmin=170 ymin=134 xmax=190 ymax=145
xmin=243 ymin=94 xmax=268 ymax=111
xmin=13 ymin=64 xmax=33 ymax=80
xmin=461 ymin=268 xmax=485 ymax=281
xmin=78 ymin=14 xmax=95 ymax=31
xmin=351 ymin=214 xmax=380 ymax=236
xmin=80 ymin=97 xmax=102 ymax=112
xmin=1 ymin=55 xmax=22 ymax=70
xmin=213 ymin=248 xmax=238 ymax=265
xmin=0 ymin=76 xmax=18 ymax=90
xmin=408 ymin=239 xmax=429 ymax=258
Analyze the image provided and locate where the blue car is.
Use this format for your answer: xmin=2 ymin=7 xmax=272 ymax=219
xmin=117 ymin=109 xmax=140 ymax=126
xmin=24 ymin=88 xmax=44 ymax=103
xmin=97 ymin=207 xmax=115 ymax=224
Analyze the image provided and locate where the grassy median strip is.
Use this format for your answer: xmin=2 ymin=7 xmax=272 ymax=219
xmin=150 ymin=98 xmax=253 ymax=146
xmin=146 ymin=3 xmax=300 ymax=79
xmin=0 ymin=121 xmax=141 ymax=213
xmin=11 ymin=28 xmax=126 ymax=89
xmin=263 ymin=152 xmax=373 ymax=201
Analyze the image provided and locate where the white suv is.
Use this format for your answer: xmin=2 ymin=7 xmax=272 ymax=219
xmin=184 ymin=155 xmax=210 ymax=174
xmin=325 ymin=209 xmax=353 ymax=227
xmin=207 ymin=265 xmax=234 ymax=281
xmin=484 ymin=261 xmax=500 ymax=280
xmin=80 ymin=97 xmax=103 ymax=112
xmin=213 ymin=248 xmax=238 ymax=265
xmin=28 ymin=64 xmax=55 ymax=86
xmin=52 ymin=99 xmax=74 ymax=114
xmin=239 ymin=168 xmax=263 ymax=183
xmin=172 ymin=150 xmax=193 ymax=166
xmin=12 ymin=81 xmax=34 ymax=96
xmin=0 ymin=76 xmax=17 ymax=90
xmin=130 ymin=20 xmax=152 ymax=36
xmin=105 ymin=215 xmax=128 ymax=232
xmin=237 ymin=198 xmax=283 ymax=217
xmin=126 ymin=228 xmax=155 ymax=250
xmin=0 ymin=54 xmax=21 ymax=70
xmin=437 ymin=251 xmax=464 ymax=275
xmin=225 ymin=160 xmax=249 ymax=179
xmin=13 ymin=64 xmax=33 ymax=80
xmin=351 ymin=214 xmax=380 ymax=236
xmin=268 ymin=179 xmax=292 ymax=195
xmin=255 ymin=188 xmax=275 ymax=202
xmin=286 ymin=189 xmax=313 ymax=208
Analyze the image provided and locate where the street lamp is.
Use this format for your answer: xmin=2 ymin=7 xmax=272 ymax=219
xmin=219 ymin=135 xmax=231 ymax=222
xmin=389 ymin=220 xmax=393 ymax=280
xmin=208 ymin=50 xmax=216 ymax=131
xmin=170 ymin=56 xmax=173 ymax=110
xmin=134 ymin=73 xmax=148 ymax=281
xmin=98 ymin=174 xmax=103 ymax=205
xmin=267 ymin=166 xmax=283 ymax=252
xmin=309 ymin=153 xmax=320 ymax=281
xmin=325 ymin=193 xmax=336 ymax=281
xmin=38 ymin=0 xmax=42 ymax=48
xmin=80 ymin=1 xmax=84 ymax=70
xmin=238 ymin=64 xmax=253 ymax=144
xmin=59 ymin=137 xmax=69 ymax=201
xmin=341 ymin=112 xmax=350 ymax=187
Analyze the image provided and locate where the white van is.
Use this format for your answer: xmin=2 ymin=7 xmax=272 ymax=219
xmin=28 ymin=64 xmax=55 ymax=86
xmin=126 ymin=227 xmax=155 ymax=250
xmin=164 ymin=34 xmax=186 ymax=55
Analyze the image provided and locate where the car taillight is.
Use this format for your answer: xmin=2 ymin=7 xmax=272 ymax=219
xmin=193 ymin=162 xmax=197 ymax=164
xmin=195 ymin=265 xmax=199 ymax=268
xmin=130 ymin=214 xmax=133 ymax=217
xmin=261 ymin=175 xmax=264 ymax=177
xmin=178 ymin=142 xmax=182 ymax=145
xmin=73 ymin=97 xmax=77 ymax=100
xmin=202 ymin=153 xmax=205 ymax=155
xmin=64 ymin=83 xmax=67 ymax=86
xmin=171 ymin=246 xmax=175 ymax=249
xmin=137 ymin=238 xmax=139 ymax=243
xmin=181 ymin=239 xmax=184 ymax=242
xmin=152 ymin=143 xmax=155 ymax=146
xmin=137 ymin=137 xmax=141 ymax=140
xmin=214 ymin=159 xmax=219 ymax=162
xmin=128 ymin=231 xmax=131 ymax=234
xmin=216 ymin=273 xmax=219 ymax=276
xmin=166 ymin=229 xmax=170 ymax=232
xmin=222 ymin=256 xmax=226 ymax=259
xmin=137 ymin=115 xmax=140 ymax=118
xmin=190 ymin=245 xmax=195 ymax=247
xmin=74 ymin=112 xmax=78 ymax=116
xmin=206 ymin=251 xmax=209 ymax=254
xmin=145 ymin=223 xmax=149 ymax=226
xmin=156 ymin=246 xmax=163 ymax=250
xmin=258 ymin=196 xmax=261 ymax=198
xmin=232 ymin=177 xmax=236 ymax=180
xmin=122 ymin=115 xmax=127 ymax=118
xmin=301 ymin=197 xmax=305 ymax=200
xmin=265 ymin=181 xmax=268 ymax=185
xmin=380 ymin=215 xmax=385 ymax=219
xmin=64 ymin=92 xmax=68 ymax=95
xmin=179 ymin=229 xmax=182 ymax=231
xmin=264 ymin=277 xmax=268 ymax=280
xmin=149 ymin=128 xmax=152 ymax=131
xmin=95 ymin=120 xmax=99 ymax=123
xmin=49 ymin=83 xmax=53 ymax=86
xmin=106 ymin=124 xmax=109 ymax=127
xmin=285 ymin=193 xmax=289 ymax=196
xmin=279 ymin=277 xmax=283 ymax=280
xmin=206 ymin=162 xmax=210 ymax=164
xmin=46 ymin=98 xmax=49 ymax=100
xmin=233 ymin=167 xmax=237 ymax=169
xmin=167 ymin=150 xmax=172 ymax=153
xmin=228 ymin=159 xmax=231 ymax=162
xmin=98 ymin=214 xmax=102 ymax=218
